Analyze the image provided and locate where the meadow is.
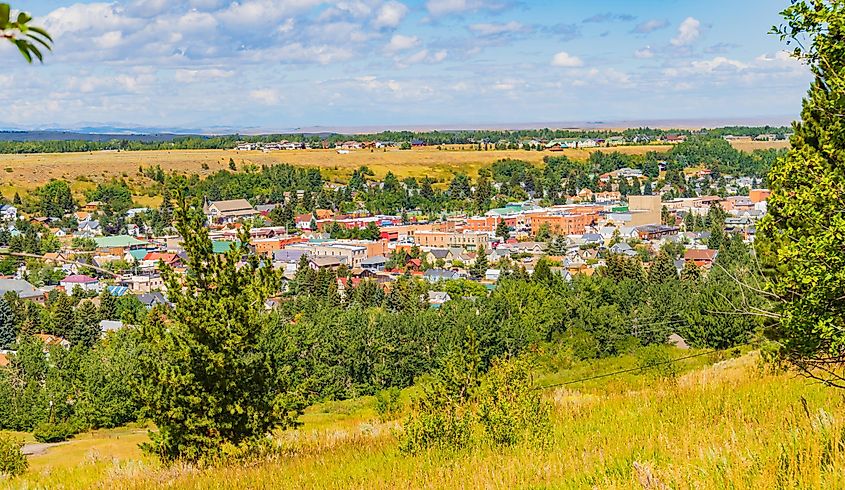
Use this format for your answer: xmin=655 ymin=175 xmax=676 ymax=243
xmin=5 ymin=348 xmax=843 ymax=489
xmin=0 ymin=141 xmax=784 ymax=201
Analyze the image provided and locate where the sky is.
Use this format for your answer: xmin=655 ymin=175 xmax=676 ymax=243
xmin=0 ymin=0 xmax=813 ymax=132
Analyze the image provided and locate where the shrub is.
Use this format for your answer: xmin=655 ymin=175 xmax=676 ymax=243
xmin=0 ymin=434 xmax=28 ymax=477
xmin=32 ymin=420 xmax=81 ymax=443
xmin=637 ymin=346 xmax=678 ymax=381
xmin=477 ymin=357 xmax=552 ymax=448
xmin=374 ymin=387 xmax=403 ymax=422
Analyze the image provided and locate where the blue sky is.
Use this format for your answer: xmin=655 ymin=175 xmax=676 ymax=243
xmin=1 ymin=0 xmax=811 ymax=132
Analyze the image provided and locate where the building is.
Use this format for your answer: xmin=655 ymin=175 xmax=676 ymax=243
xmin=626 ymin=195 xmax=662 ymax=227
xmin=60 ymin=274 xmax=101 ymax=292
xmin=204 ymin=199 xmax=259 ymax=224
xmin=414 ymin=231 xmax=489 ymax=251
xmin=0 ymin=278 xmax=46 ymax=303
xmin=749 ymin=189 xmax=771 ymax=203
xmin=684 ymin=249 xmax=719 ymax=268
xmin=94 ymin=235 xmax=148 ymax=255
xmin=530 ymin=213 xmax=597 ymax=236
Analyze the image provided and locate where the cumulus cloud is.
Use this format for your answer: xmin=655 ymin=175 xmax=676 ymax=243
xmin=551 ymin=51 xmax=583 ymax=67
xmin=386 ymin=34 xmax=419 ymax=52
xmin=373 ymin=1 xmax=408 ymax=28
xmin=671 ymin=17 xmax=701 ymax=46
xmin=174 ymin=68 xmax=234 ymax=83
xmin=632 ymin=19 xmax=668 ymax=34
xmin=634 ymin=46 xmax=654 ymax=59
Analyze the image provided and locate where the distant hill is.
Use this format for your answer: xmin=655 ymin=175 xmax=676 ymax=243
xmin=0 ymin=130 xmax=203 ymax=143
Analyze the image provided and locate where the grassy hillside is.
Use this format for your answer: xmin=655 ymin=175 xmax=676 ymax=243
xmin=5 ymin=348 xmax=843 ymax=489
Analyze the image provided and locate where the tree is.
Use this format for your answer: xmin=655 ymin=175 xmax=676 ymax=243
xmin=1 ymin=4 xmax=52 ymax=63
xmin=648 ymin=249 xmax=678 ymax=285
xmin=98 ymin=289 xmax=117 ymax=322
xmin=69 ymin=301 xmax=100 ymax=349
xmin=495 ymin=219 xmax=510 ymax=240
xmin=470 ymin=246 xmax=488 ymax=279
xmin=35 ymin=181 xmax=74 ymax=218
xmin=0 ymin=298 xmax=15 ymax=348
xmin=763 ymin=1 xmax=845 ymax=384
xmin=137 ymin=197 xmax=304 ymax=463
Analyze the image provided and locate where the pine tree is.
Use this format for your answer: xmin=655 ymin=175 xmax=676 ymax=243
xmin=98 ymin=288 xmax=117 ymax=322
xmin=648 ymin=250 xmax=678 ymax=285
xmin=0 ymin=297 xmax=16 ymax=348
xmin=137 ymin=197 xmax=304 ymax=463
xmin=470 ymin=246 xmax=488 ymax=279
xmin=51 ymin=293 xmax=75 ymax=338
xmin=495 ymin=219 xmax=510 ymax=240
xmin=69 ymin=300 xmax=99 ymax=349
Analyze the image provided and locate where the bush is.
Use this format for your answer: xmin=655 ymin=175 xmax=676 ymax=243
xmin=399 ymin=356 xmax=552 ymax=454
xmin=32 ymin=420 xmax=81 ymax=443
xmin=0 ymin=434 xmax=28 ymax=477
xmin=477 ymin=357 xmax=552 ymax=448
xmin=637 ymin=346 xmax=679 ymax=381
xmin=374 ymin=387 xmax=403 ymax=422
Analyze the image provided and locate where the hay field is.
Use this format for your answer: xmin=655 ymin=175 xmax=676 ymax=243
xmin=0 ymin=140 xmax=788 ymax=198
xmin=0 ymin=145 xmax=672 ymax=194
xmin=729 ymin=140 xmax=790 ymax=152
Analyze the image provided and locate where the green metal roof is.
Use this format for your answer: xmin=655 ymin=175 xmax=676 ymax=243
xmin=212 ymin=240 xmax=240 ymax=254
xmin=94 ymin=235 xmax=147 ymax=248
xmin=127 ymin=249 xmax=148 ymax=261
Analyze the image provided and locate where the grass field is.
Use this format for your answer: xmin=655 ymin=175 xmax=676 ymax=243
xmin=5 ymin=348 xmax=843 ymax=489
xmin=0 ymin=141 xmax=787 ymax=201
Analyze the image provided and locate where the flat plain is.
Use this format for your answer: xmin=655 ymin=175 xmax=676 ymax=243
xmin=0 ymin=141 xmax=787 ymax=200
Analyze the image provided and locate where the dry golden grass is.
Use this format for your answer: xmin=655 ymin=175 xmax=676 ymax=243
xmin=7 ymin=351 xmax=845 ymax=489
xmin=729 ymin=140 xmax=791 ymax=152
xmin=0 ymin=145 xmax=672 ymax=194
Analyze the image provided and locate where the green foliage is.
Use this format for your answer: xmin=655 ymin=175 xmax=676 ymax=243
xmin=0 ymin=3 xmax=52 ymax=63
xmin=137 ymin=196 xmax=304 ymax=464
xmin=763 ymin=1 xmax=845 ymax=385
xmin=637 ymin=345 xmax=679 ymax=381
xmin=0 ymin=297 xmax=15 ymax=348
xmin=32 ymin=420 xmax=81 ymax=443
xmin=374 ymin=387 xmax=403 ymax=422
xmin=34 ymin=180 xmax=74 ymax=218
xmin=0 ymin=433 xmax=27 ymax=477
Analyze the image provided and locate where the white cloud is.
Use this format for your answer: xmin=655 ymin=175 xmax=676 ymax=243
xmin=671 ymin=17 xmax=701 ymax=46
xmin=94 ymin=31 xmax=124 ymax=49
xmin=249 ymin=88 xmax=281 ymax=104
xmin=386 ymin=34 xmax=419 ymax=52
xmin=551 ymin=51 xmax=583 ymax=67
xmin=634 ymin=46 xmax=654 ymax=59
xmin=174 ymin=68 xmax=234 ymax=83
xmin=373 ymin=1 xmax=408 ymax=28
xmin=425 ymin=0 xmax=504 ymax=16
xmin=632 ymin=19 xmax=668 ymax=34
xmin=469 ymin=21 xmax=525 ymax=36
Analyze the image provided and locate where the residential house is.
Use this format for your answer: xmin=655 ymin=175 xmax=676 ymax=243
xmin=0 ymin=204 xmax=17 ymax=221
xmin=360 ymin=255 xmax=387 ymax=272
xmin=0 ymin=278 xmax=46 ymax=303
xmin=428 ymin=291 xmax=451 ymax=307
xmin=684 ymin=249 xmax=719 ymax=268
xmin=204 ymin=199 xmax=259 ymax=224
xmin=60 ymin=274 xmax=101 ymax=292
xmin=423 ymin=269 xmax=462 ymax=282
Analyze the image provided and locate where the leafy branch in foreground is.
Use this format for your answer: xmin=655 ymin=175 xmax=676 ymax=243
xmin=1 ymin=4 xmax=52 ymax=63
xmin=137 ymin=194 xmax=304 ymax=464
xmin=764 ymin=1 xmax=845 ymax=386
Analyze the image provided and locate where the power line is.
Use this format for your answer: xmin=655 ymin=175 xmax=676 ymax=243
xmin=532 ymin=350 xmax=715 ymax=391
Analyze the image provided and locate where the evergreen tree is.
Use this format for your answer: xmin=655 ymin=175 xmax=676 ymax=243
xmin=50 ymin=293 xmax=75 ymax=338
xmin=69 ymin=300 xmax=100 ymax=349
xmin=137 ymin=197 xmax=303 ymax=463
xmin=98 ymin=288 xmax=117 ymax=322
xmin=495 ymin=219 xmax=510 ymax=240
xmin=0 ymin=298 xmax=15 ymax=348
xmin=470 ymin=246 xmax=489 ymax=279
xmin=648 ymin=249 xmax=678 ymax=285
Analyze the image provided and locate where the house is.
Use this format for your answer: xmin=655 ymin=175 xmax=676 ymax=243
xmin=121 ymin=274 xmax=165 ymax=293
xmin=485 ymin=269 xmax=501 ymax=282
xmin=78 ymin=219 xmax=102 ymax=236
xmin=360 ymin=255 xmax=387 ymax=272
xmin=138 ymin=291 xmax=168 ymax=309
xmin=684 ymin=249 xmax=719 ymax=268
xmin=0 ymin=204 xmax=17 ymax=221
xmin=423 ymin=269 xmax=461 ymax=282
xmin=60 ymin=274 xmax=101 ymax=292
xmin=141 ymin=252 xmax=181 ymax=270
xmin=0 ymin=279 xmax=46 ymax=303
xmin=428 ymin=291 xmax=451 ymax=307
xmin=99 ymin=320 xmax=125 ymax=333
xmin=204 ymin=199 xmax=259 ymax=224
xmin=425 ymin=248 xmax=453 ymax=264
xmin=34 ymin=333 xmax=70 ymax=349
xmin=94 ymin=235 xmax=148 ymax=255
xmin=309 ymin=256 xmax=343 ymax=269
